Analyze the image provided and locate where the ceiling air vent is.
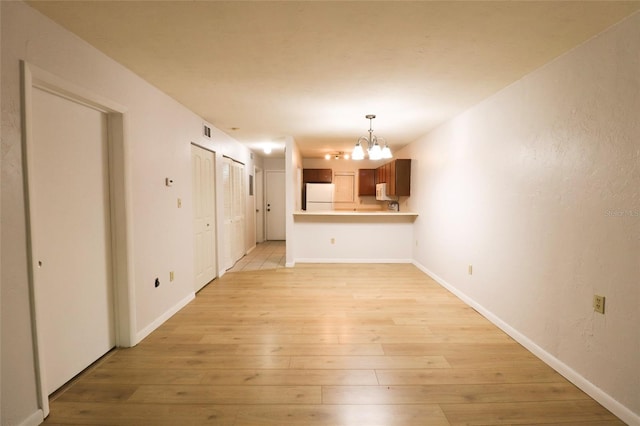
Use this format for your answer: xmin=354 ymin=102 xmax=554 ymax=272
xmin=203 ymin=124 xmax=211 ymax=139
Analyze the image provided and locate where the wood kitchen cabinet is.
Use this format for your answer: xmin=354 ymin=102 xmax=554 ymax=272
xmin=376 ymin=159 xmax=411 ymax=196
xmin=303 ymin=168 xmax=332 ymax=183
xmin=358 ymin=169 xmax=376 ymax=196
xmin=375 ymin=165 xmax=387 ymax=184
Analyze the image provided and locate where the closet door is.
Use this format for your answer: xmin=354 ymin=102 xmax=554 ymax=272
xmin=31 ymin=87 xmax=115 ymax=394
xmin=191 ymin=145 xmax=217 ymax=291
xmin=222 ymin=157 xmax=245 ymax=270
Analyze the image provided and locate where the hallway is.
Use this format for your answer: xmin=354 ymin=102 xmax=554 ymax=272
xmin=227 ymin=240 xmax=285 ymax=273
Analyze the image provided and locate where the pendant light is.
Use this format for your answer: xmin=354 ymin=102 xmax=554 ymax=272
xmin=352 ymin=114 xmax=392 ymax=160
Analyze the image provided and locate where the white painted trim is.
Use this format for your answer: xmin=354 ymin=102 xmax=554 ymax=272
xmin=20 ymin=61 xmax=134 ymax=418
xmin=295 ymin=258 xmax=413 ymax=264
xmin=17 ymin=410 xmax=44 ymax=426
xmin=135 ymin=292 xmax=195 ymax=343
xmin=28 ymin=63 xmax=127 ymax=114
xmin=20 ymin=61 xmax=50 ymax=417
xmin=412 ymin=260 xmax=640 ymax=426
xmin=285 ymin=261 xmax=296 ymax=268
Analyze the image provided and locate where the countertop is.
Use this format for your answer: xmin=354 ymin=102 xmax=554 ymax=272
xmin=294 ymin=210 xmax=418 ymax=217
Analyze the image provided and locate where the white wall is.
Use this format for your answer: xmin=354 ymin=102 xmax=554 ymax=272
xmin=401 ymin=12 xmax=640 ymax=423
xmin=262 ymin=156 xmax=286 ymax=171
xmin=1 ymin=2 xmax=254 ymax=424
xmin=285 ymin=138 xmax=302 ymax=267
xmin=293 ymin=216 xmax=414 ymax=263
xmin=0 ymin=1 xmax=3 ymax=418
xmin=250 ymin=152 xmax=265 ymax=248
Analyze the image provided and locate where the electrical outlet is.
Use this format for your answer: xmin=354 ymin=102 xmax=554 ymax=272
xmin=468 ymin=265 xmax=473 ymax=275
xmin=177 ymin=198 xmax=182 ymax=208
xmin=330 ymin=238 xmax=335 ymax=244
xmin=593 ymin=295 xmax=605 ymax=314
xmin=170 ymin=271 xmax=175 ymax=282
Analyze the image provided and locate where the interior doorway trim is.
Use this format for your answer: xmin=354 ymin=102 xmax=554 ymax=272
xmin=21 ymin=61 xmax=135 ymax=417
xmin=255 ymin=167 xmax=264 ymax=244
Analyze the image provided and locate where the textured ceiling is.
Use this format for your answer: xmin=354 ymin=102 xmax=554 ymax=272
xmin=27 ymin=1 xmax=640 ymax=158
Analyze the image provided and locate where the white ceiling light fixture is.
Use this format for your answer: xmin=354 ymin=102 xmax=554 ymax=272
xmin=352 ymin=114 xmax=392 ymax=161
xmin=325 ymin=152 xmax=351 ymax=160
xmin=263 ymin=144 xmax=272 ymax=155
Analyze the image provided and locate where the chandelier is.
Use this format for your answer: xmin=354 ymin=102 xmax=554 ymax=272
xmin=352 ymin=114 xmax=392 ymax=160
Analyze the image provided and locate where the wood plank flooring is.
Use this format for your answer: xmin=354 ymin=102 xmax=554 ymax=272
xmin=43 ymin=264 xmax=623 ymax=425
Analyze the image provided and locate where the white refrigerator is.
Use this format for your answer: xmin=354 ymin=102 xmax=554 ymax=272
xmin=306 ymin=183 xmax=334 ymax=211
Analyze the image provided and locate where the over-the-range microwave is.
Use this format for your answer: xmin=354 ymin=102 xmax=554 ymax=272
xmin=375 ymin=183 xmax=395 ymax=201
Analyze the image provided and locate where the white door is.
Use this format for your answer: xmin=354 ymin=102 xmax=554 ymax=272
xmin=255 ymin=168 xmax=264 ymax=243
xmin=231 ymin=160 xmax=245 ymax=262
xmin=266 ymin=170 xmax=286 ymax=240
xmin=31 ymin=87 xmax=115 ymax=394
xmin=191 ymin=145 xmax=217 ymax=291
xmin=334 ymin=172 xmax=355 ymax=203
xmin=222 ymin=157 xmax=245 ymax=269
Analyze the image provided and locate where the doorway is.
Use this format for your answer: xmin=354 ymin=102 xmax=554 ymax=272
xmin=222 ymin=157 xmax=246 ymax=269
xmin=191 ymin=144 xmax=217 ymax=291
xmin=30 ymin=86 xmax=116 ymax=400
xmin=255 ymin=167 xmax=264 ymax=243
xmin=22 ymin=62 xmax=132 ymax=417
xmin=265 ymin=170 xmax=286 ymax=240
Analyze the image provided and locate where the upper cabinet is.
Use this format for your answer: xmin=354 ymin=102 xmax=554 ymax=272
xmin=375 ymin=159 xmax=411 ymax=196
xmin=303 ymin=168 xmax=332 ymax=183
xmin=358 ymin=169 xmax=376 ymax=196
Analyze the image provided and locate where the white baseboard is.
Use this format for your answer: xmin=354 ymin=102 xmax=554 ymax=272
xmin=412 ymin=260 xmax=640 ymax=426
xmin=294 ymin=258 xmax=413 ymax=264
xmin=285 ymin=261 xmax=295 ymax=268
xmin=18 ymin=410 xmax=44 ymax=426
xmin=135 ymin=292 xmax=195 ymax=344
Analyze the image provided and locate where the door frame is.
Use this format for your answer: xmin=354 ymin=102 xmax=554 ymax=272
xmin=265 ymin=169 xmax=286 ymax=240
xmin=255 ymin=167 xmax=264 ymax=243
xmin=191 ymin=143 xmax=218 ymax=291
xmin=21 ymin=62 xmax=135 ymax=417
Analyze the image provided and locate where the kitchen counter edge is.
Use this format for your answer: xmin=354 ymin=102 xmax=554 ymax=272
xmin=294 ymin=210 xmax=418 ymax=217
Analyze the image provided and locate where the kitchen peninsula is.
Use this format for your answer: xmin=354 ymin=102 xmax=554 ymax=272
xmin=292 ymin=210 xmax=418 ymax=264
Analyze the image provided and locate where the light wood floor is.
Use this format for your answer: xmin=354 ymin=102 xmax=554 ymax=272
xmin=44 ymin=264 xmax=623 ymax=425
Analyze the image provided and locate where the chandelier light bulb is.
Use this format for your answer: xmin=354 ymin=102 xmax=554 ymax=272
xmin=381 ymin=143 xmax=392 ymax=159
xmin=369 ymin=142 xmax=382 ymax=160
xmin=352 ymin=142 xmax=365 ymax=160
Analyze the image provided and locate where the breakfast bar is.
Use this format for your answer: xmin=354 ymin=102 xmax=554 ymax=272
xmin=292 ymin=210 xmax=418 ymax=264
